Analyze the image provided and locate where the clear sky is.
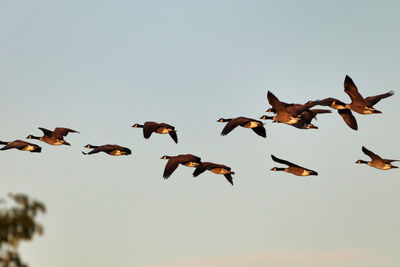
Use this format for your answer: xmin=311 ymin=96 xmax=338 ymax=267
xmin=1 ymin=1 xmax=399 ymax=266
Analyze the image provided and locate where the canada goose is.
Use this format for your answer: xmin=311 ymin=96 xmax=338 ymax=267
xmin=356 ymin=146 xmax=398 ymax=170
xmin=160 ymin=154 xmax=202 ymax=179
xmin=344 ymin=75 xmax=394 ymax=114
xmin=217 ymin=117 xmax=266 ymax=138
xmin=270 ymin=154 xmax=318 ymax=176
xmin=27 ymin=127 xmax=79 ymax=146
xmin=132 ymin=121 xmax=178 ymax=143
xmin=0 ymin=140 xmax=42 ymax=153
xmin=192 ymin=162 xmax=235 ymax=185
xmin=266 ymin=91 xmax=319 ymax=125
xmin=82 ymin=144 xmax=131 ymax=156
xmin=316 ymin=97 xmax=358 ymax=130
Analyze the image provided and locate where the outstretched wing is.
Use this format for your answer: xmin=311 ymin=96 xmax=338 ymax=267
xmin=338 ymin=109 xmax=358 ymax=130
xmin=168 ymin=131 xmax=178 ymax=144
xmin=364 ymin=91 xmax=394 ymax=107
xmin=362 ymin=146 xmax=382 ymax=161
xmin=252 ymin=126 xmax=267 ymax=138
xmin=163 ymin=158 xmax=181 ymax=179
xmin=224 ymin=174 xmax=234 ymax=186
xmin=143 ymin=122 xmax=159 ymax=139
xmin=192 ymin=164 xmax=208 ymax=177
xmin=267 ymin=91 xmax=287 ymax=112
xmin=38 ymin=127 xmax=53 ymax=137
xmin=221 ymin=117 xmax=248 ymax=136
xmin=317 ymin=98 xmax=346 ymax=107
xmin=344 ymin=75 xmax=365 ymax=104
xmin=53 ymin=128 xmax=79 ymax=139
xmin=271 ymin=154 xmax=302 ymax=168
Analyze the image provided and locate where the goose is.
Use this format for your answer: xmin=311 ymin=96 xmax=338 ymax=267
xmin=316 ymin=97 xmax=358 ymax=130
xmin=161 ymin=154 xmax=202 ymax=179
xmin=82 ymin=144 xmax=131 ymax=156
xmin=344 ymin=75 xmax=394 ymax=114
xmin=192 ymin=162 xmax=235 ymax=185
xmin=356 ymin=146 xmax=398 ymax=170
xmin=0 ymin=140 xmax=42 ymax=153
xmin=132 ymin=121 xmax=178 ymax=143
xmin=27 ymin=127 xmax=79 ymax=146
xmin=270 ymin=155 xmax=318 ymax=176
xmin=217 ymin=117 xmax=266 ymax=138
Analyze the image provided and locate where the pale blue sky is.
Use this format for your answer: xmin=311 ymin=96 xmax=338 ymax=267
xmin=1 ymin=1 xmax=399 ymax=266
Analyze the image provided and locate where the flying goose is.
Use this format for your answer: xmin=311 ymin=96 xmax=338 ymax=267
xmin=270 ymin=154 xmax=318 ymax=176
xmin=356 ymin=146 xmax=398 ymax=170
xmin=161 ymin=154 xmax=202 ymax=179
xmin=132 ymin=121 xmax=178 ymax=144
xmin=344 ymin=75 xmax=394 ymax=114
xmin=0 ymin=140 xmax=42 ymax=153
xmin=82 ymin=144 xmax=131 ymax=156
xmin=192 ymin=162 xmax=235 ymax=185
xmin=27 ymin=127 xmax=79 ymax=146
xmin=217 ymin=117 xmax=266 ymax=138
xmin=316 ymin=97 xmax=358 ymax=130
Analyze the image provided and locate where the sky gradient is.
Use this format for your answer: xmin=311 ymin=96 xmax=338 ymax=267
xmin=1 ymin=1 xmax=399 ymax=266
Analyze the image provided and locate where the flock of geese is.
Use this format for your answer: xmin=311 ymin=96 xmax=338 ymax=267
xmin=0 ymin=75 xmax=398 ymax=185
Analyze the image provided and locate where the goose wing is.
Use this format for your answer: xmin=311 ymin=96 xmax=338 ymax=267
xmin=338 ymin=109 xmax=358 ymax=130
xmin=53 ymin=128 xmax=79 ymax=139
xmin=267 ymin=91 xmax=287 ymax=112
xmin=252 ymin=126 xmax=267 ymax=138
xmin=344 ymin=75 xmax=365 ymax=104
xmin=221 ymin=117 xmax=249 ymax=136
xmin=224 ymin=174 xmax=234 ymax=185
xmin=364 ymin=91 xmax=394 ymax=107
xmin=163 ymin=157 xmax=181 ymax=179
xmin=168 ymin=131 xmax=178 ymax=143
xmin=38 ymin=127 xmax=54 ymax=137
xmin=317 ymin=98 xmax=346 ymax=107
xmin=192 ymin=162 xmax=212 ymax=177
xmin=143 ymin=122 xmax=159 ymax=139
xmin=362 ymin=146 xmax=383 ymax=161
xmin=383 ymin=158 xmax=400 ymax=163
xmin=271 ymin=154 xmax=302 ymax=168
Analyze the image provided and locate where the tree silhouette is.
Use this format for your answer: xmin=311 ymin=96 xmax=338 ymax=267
xmin=0 ymin=194 xmax=45 ymax=267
